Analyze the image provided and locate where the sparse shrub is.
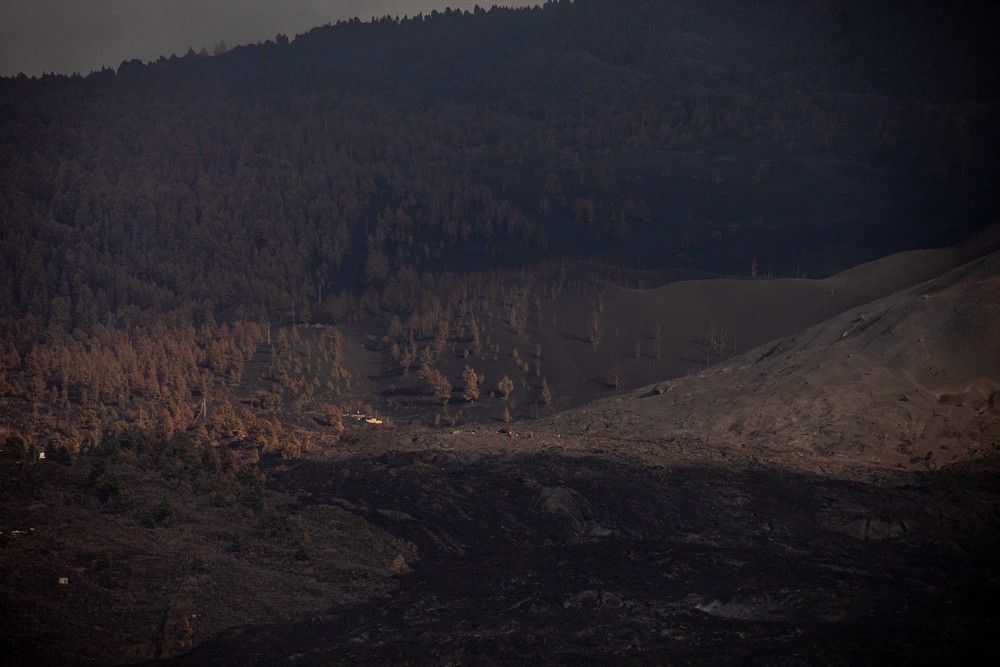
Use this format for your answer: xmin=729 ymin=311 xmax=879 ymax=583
xmin=1 ymin=433 xmax=33 ymax=461
xmin=136 ymin=498 xmax=174 ymax=528
xmin=390 ymin=554 xmax=411 ymax=575
xmin=135 ymin=508 xmax=156 ymax=529
xmin=47 ymin=441 xmax=72 ymax=464
xmin=256 ymin=508 xmax=294 ymax=538
xmin=226 ymin=533 xmax=247 ymax=553
xmin=252 ymin=389 xmax=282 ymax=411
xmin=92 ymin=469 xmax=123 ymax=501
xmin=603 ymin=365 xmax=623 ymax=390
xmin=152 ymin=499 xmax=174 ymax=524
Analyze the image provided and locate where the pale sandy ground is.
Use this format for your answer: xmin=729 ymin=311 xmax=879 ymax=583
xmin=409 ymin=230 xmax=1000 ymax=480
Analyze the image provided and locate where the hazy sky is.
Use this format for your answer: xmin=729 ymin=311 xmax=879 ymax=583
xmin=0 ymin=1 xmax=535 ymax=77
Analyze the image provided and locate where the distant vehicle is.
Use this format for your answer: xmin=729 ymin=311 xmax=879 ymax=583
xmin=346 ymin=413 xmax=384 ymax=426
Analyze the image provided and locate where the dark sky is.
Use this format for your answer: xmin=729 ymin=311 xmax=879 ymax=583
xmin=0 ymin=1 xmax=534 ymax=77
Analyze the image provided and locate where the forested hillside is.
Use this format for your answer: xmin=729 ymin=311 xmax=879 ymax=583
xmin=1 ymin=0 xmax=998 ymax=461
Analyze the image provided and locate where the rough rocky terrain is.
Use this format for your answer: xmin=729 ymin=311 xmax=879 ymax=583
xmin=163 ymin=452 xmax=1000 ymax=664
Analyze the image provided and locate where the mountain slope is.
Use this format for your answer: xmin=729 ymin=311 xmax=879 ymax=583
xmin=540 ymin=245 xmax=1000 ymax=473
xmin=290 ymin=227 xmax=996 ymax=425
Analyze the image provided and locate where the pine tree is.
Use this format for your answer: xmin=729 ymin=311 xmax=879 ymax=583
xmin=590 ymin=309 xmax=602 ymax=348
xmin=461 ymin=365 xmax=482 ymax=402
xmin=539 ymin=378 xmax=552 ymax=406
xmin=469 ymin=317 xmax=482 ymax=356
xmin=496 ymin=374 xmax=514 ymax=400
xmin=418 ymin=364 xmax=452 ymax=405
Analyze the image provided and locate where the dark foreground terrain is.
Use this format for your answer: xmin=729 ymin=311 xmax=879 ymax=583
xmin=166 ymin=449 xmax=1000 ymax=664
xmin=5 ymin=434 xmax=999 ymax=665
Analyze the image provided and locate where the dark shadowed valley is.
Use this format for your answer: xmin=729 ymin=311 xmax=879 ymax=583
xmin=1 ymin=1 xmax=999 ymax=664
